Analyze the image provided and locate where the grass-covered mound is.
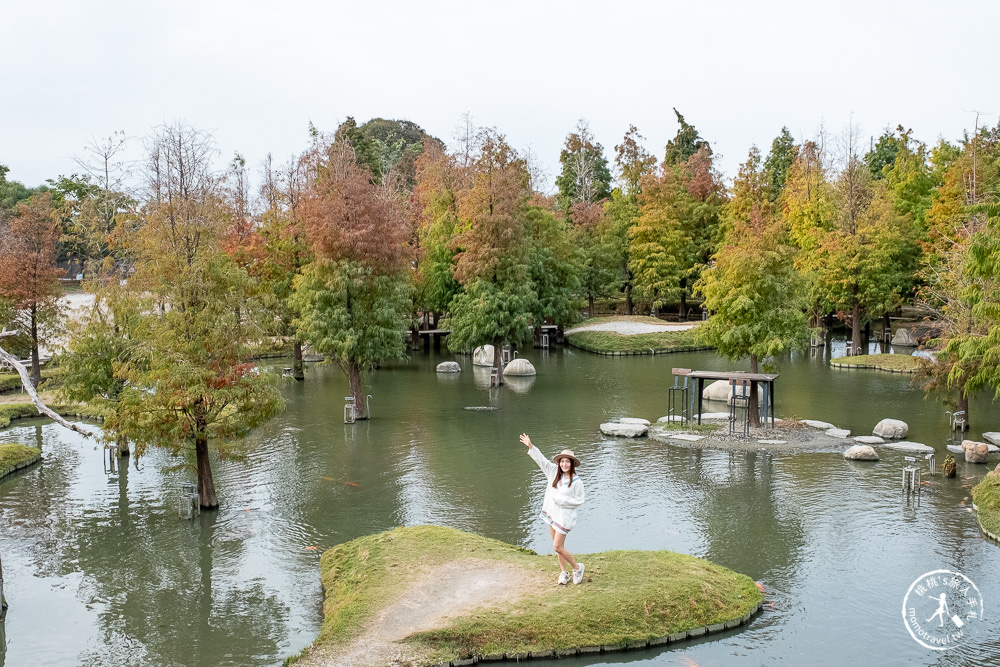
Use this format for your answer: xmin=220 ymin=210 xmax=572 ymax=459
xmin=0 ymin=402 xmax=106 ymax=428
xmin=308 ymin=525 xmax=762 ymax=665
xmin=0 ymin=443 xmax=41 ymax=480
xmin=972 ymin=466 xmax=1000 ymax=541
xmin=829 ymin=353 xmax=922 ymax=373
xmin=565 ymin=316 xmax=708 ymax=355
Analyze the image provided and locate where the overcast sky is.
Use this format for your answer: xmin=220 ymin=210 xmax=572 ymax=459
xmin=4 ymin=0 xmax=999 ymax=192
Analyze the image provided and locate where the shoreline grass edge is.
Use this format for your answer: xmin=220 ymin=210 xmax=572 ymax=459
xmin=292 ymin=525 xmax=764 ymax=666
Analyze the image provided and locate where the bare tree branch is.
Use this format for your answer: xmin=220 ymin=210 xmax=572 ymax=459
xmin=0 ymin=334 xmax=96 ymax=438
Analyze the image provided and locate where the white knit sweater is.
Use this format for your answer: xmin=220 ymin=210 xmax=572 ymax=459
xmin=527 ymin=445 xmax=586 ymax=531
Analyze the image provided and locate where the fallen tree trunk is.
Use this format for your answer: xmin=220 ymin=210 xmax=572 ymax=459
xmin=0 ymin=340 xmax=96 ymax=439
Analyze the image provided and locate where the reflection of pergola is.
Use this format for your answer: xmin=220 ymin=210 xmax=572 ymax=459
xmin=687 ymin=370 xmax=779 ymax=427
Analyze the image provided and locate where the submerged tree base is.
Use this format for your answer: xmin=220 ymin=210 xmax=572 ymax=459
xmin=291 ymin=525 xmax=763 ymax=666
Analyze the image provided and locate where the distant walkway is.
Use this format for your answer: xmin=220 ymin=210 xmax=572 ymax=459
xmin=565 ymin=320 xmax=696 ymax=336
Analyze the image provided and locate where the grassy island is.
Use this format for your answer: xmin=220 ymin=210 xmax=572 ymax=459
xmin=0 ymin=443 xmax=41 ymax=481
xmin=829 ymin=353 xmax=923 ymax=373
xmin=972 ymin=466 xmax=1000 ymax=542
xmin=565 ymin=316 xmax=709 ymax=355
xmin=294 ymin=525 xmax=762 ymax=666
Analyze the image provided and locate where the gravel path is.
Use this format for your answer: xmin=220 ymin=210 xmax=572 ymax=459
xmin=565 ymin=321 xmax=696 ymax=335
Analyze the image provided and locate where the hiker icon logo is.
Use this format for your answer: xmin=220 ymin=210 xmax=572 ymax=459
xmin=902 ymin=569 xmax=984 ymax=650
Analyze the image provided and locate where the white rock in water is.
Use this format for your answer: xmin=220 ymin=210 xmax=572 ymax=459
xmin=658 ymin=415 xmax=686 ymax=423
xmin=946 ymin=444 xmax=965 ymax=454
xmin=669 ymin=433 xmax=704 ymax=442
xmin=503 ymin=358 xmax=536 ymax=376
xmin=827 ymin=428 xmax=851 ymax=438
xmin=982 ymin=432 xmax=1000 ymax=447
xmin=702 ymin=379 xmax=763 ymax=404
xmin=844 ymin=445 xmax=880 ymax=461
xmin=620 ymin=417 xmax=651 ymax=426
xmin=854 ymin=436 xmax=885 ymax=444
xmin=600 ymin=422 xmax=648 ymax=437
xmin=473 ymin=345 xmax=495 ymax=366
xmin=881 ymin=441 xmax=934 ymax=453
xmin=436 ymin=361 xmax=461 ymax=373
xmin=699 ymin=412 xmax=732 ymax=421
xmin=873 ymin=419 xmax=908 ymax=439
xmin=802 ymin=419 xmax=836 ymax=430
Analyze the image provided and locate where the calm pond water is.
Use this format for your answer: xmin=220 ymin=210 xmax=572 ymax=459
xmin=1 ymin=339 xmax=998 ymax=666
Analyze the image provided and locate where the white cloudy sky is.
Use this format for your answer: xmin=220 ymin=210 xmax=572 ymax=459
xmin=4 ymin=0 xmax=999 ymax=191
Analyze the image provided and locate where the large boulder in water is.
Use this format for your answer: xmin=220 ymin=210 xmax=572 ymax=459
xmin=873 ymin=418 xmax=908 ymax=439
xmin=503 ymin=358 xmax=536 ymax=376
xmin=963 ymin=440 xmax=990 ymax=464
xmin=844 ymin=445 xmax=879 ymax=461
xmin=702 ymin=379 xmax=762 ymax=404
xmin=436 ymin=361 xmax=461 ymax=373
xmin=473 ymin=345 xmax=495 ymax=367
xmin=891 ymin=328 xmax=917 ymax=347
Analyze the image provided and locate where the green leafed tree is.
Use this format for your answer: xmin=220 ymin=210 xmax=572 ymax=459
xmin=627 ymin=168 xmax=690 ymax=314
xmin=663 ymin=109 xmax=710 ymax=167
xmin=696 ymin=146 xmax=808 ymax=425
xmin=105 ymin=123 xmax=284 ymax=509
xmin=293 ymin=140 xmax=413 ymax=416
xmin=763 ymin=127 xmax=799 ymax=201
xmin=448 ymin=128 xmax=536 ymax=383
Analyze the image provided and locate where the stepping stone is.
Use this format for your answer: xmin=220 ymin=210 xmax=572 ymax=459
xmin=826 ymin=428 xmax=851 ymax=438
xmin=620 ymin=417 xmax=651 ymax=426
xmin=657 ymin=415 xmax=686 ymax=423
xmin=881 ymin=441 xmax=934 ymax=453
xmin=855 ymin=436 xmax=884 ymax=444
xmin=698 ymin=412 xmax=732 ymax=421
xmin=983 ymin=432 xmax=1000 ymax=446
xmin=802 ymin=419 xmax=836 ymax=429
xmin=758 ymin=439 xmax=787 ymax=445
xmin=844 ymin=444 xmax=879 ymax=461
xmin=601 ymin=422 xmax=648 ymax=437
xmin=946 ymin=444 xmax=965 ymax=454
xmin=669 ymin=434 xmax=705 ymax=442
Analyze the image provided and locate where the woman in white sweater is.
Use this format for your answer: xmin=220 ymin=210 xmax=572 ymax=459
xmin=520 ymin=433 xmax=586 ymax=585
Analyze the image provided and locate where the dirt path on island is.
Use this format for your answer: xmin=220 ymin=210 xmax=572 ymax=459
xmin=303 ymin=559 xmax=548 ymax=667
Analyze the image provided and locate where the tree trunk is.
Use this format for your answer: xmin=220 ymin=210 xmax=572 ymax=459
xmin=195 ymin=429 xmax=219 ymax=510
xmin=958 ymin=391 xmax=969 ymax=430
xmin=292 ymin=340 xmax=305 ymax=381
xmin=30 ymin=304 xmax=41 ymax=389
xmin=863 ymin=320 xmax=871 ymax=354
xmin=117 ymin=434 xmax=130 ymax=457
xmin=588 ymin=295 xmax=595 ymax=318
xmin=492 ymin=337 xmax=504 ymax=386
xmin=748 ymin=354 xmax=761 ymax=428
xmin=851 ymin=302 xmax=862 ymax=354
xmin=1 ymin=548 xmax=7 ymax=612
xmin=409 ymin=326 xmax=421 ymax=351
xmin=348 ymin=362 xmax=367 ymax=418
xmin=679 ymin=291 xmax=687 ymax=318
xmin=625 ymin=284 xmax=634 ymax=315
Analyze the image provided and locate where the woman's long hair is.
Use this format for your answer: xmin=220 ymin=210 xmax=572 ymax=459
xmin=553 ymin=459 xmax=576 ymax=488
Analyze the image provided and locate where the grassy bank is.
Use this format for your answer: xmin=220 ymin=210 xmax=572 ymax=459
xmin=0 ymin=368 xmax=63 ymax=394
xmin=303 ymin=525 xmax=762 ymax=665
xmin=0 ymin=402 xmax=106 ymax=428
xmin=972 ymin=467 xmax=1000 ymax=540
xmin=829 ymin=353 xmax=923 ymax=373
xmin=0 ymin=443 xmax=41 ymax=479
xmin=566 ymin=316 xmax=709 ymax=355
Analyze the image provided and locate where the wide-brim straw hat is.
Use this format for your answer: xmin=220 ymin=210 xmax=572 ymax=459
xmin=552 ymin=449 xmax=580 ymax=466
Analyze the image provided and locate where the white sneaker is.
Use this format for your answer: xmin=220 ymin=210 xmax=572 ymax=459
xmin=557 ymin=570 xmax=570 ymax=585
xmin=572 ymin=563 xmax=585 ymax=584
